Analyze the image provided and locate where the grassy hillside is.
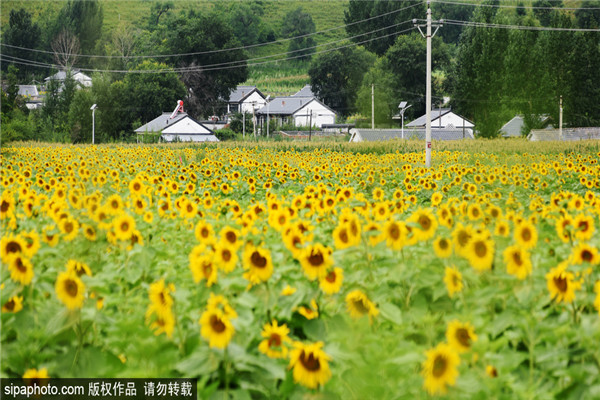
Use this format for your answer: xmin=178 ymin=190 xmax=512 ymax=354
xmin=1 ymin=0 xmax=348 ymax=94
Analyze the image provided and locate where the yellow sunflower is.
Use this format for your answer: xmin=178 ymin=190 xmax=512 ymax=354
xmin=446 ymin=320 xmax=478 ymax=353
xmin=433 ymin=237 xmax=452 ymax=258
xmin=258 ymin=320 xmax=292 ymax=359
xmin=345 ymin=289 xmax=379 ymax=323
xmin=59 ymin=217 xmax=79 ymax=242
xmin=147 ymin=309 xmax=175 ymax=338
xmin=112 ymin=213 xmax=136 ymax=241
xmin=22 ymin=367 xmax=50 ymax=382
xmin=408 ymin=208 xmax=438 ymax=242
xmin=21 ymin=231 xmax=41 ymax=258
xmin=384 ymin=220 xmax=408 ymax=250
xmin=66 ymin=259 xmax=92 ymax=277
xmin=2 ymin=295 xmax=24 ymax=313
xmin=206 ymin=293 xmax=238 ymax=319
xmin=573 ymin=214 xmax=595 ymax=241
xmin=514 ymin=221 xmax=537 ymax=250
xmin=298 ymin=299 xmax=319 ymax=320
xmin=503 ymin=245 xmax=532 ymax=280
xmin=8 ymin=255 xmax=34 ymax=285
xmin=421 ymin=343 xmax=460 ymax=395
xmin=55 ymin=270 xmax=86 ymax=310
xmin=148 ymin=279 xmax=175 ymax=318
xmin=298 ymin=244 xmax=333 ymax=281
xmin=288 ymin=341 xmax=332 ymax=389
xmin=214 ymin=241 xmax=238 ymax=273
xmin=242 ymin=244 xmax=274 ymax=285
xmin=443 ymin=266 xmax=463 ymax=298
xmin=220 ymin=226 xmax=242 ymax=250
xmin=189 ymin=254 xmax=218 ymax=287
xmin=1 ymin=234 xmax=26 ymax=263
xmin=486 ymin=365 xmax=498 ymax=378
xmin=546 ymin=262 xmax=581 ymax=304
xmin=199 ymin=307 xmax=235 ymax=349
xmin=319 ymin=267 xmax=344 ymax=295
xmin=465 ymin=234 xmax=495 ymax=272
xmin=281 ymin=284 xmax=297 ymax=296
xmin=452 ymin=223 xmax=473 ymax=256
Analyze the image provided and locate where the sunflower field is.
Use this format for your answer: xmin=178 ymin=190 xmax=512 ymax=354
xmin=1 ymin=140 xmax=600 ymax=399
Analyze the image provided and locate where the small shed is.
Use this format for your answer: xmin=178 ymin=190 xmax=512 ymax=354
xmin=135 ymin=112 xmax=218 ymax=142
xmin=500 ymin=115 xmax=552 ymax=137
xmin=349 ymin=128 xmax=474 ymax=142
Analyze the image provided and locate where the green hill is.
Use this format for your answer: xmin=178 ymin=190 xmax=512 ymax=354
xmin=1 ymin=0 xmax=349 ymax=95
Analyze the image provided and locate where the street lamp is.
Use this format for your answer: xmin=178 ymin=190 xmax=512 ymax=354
xmin=90 ymin=104 xmax=97 ymax=144
xmin=398 ymin=101 xmax=411 ymax=139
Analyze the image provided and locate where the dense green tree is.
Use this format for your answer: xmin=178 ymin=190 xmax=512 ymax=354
xmin=226 ymin=1 xmax=265 ymax=46
xmin=308 ymin=47 xmax=375 ymax=115
xmin=42 ymin=70 xmax=79 ymax=137
xmin=147 ymin=1 xmax=174 ymax=30
xmin=162 ymin=10 xmax=248 ymax=118
xmin=281 ymin=7 xmax=317 ymax=61
xmin=430 ymin=2 xmax=474 ymax=44
xmin=356 ymin=59 xmax=397 ymax=125
xmin=1 ymin=9 xmax=42 ymax=79
xmin=68 ymin=89 xmax=95 ymax=143
xmin=52 ymin=0 xmax=104 ymax=57
xmin=344 ymin=0 xmax=422 ymax=56
xmin=92 ymin=74 xmax=130 ymax=142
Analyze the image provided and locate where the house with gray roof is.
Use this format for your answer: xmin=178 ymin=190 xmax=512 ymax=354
xmin=44 ymin=69 xmax=92 ymax=90
xmin=18 ymin=85 xmax=43 ymax=110
xmin=500 ymin=114 xmax=552 ymax=137
xmin=226 ymin=85 xmax=267 ymax=115
xmin=292 ymin=85 xmax=315 ymax=98
xmin=349 ymin=127 xmax=474 ymax=142
xmin=256 ymin=96 xmax=336 ymax=129
xmin=406 ymin=108 xmax=474 ymax=130
xmin=135 ymin=112 xmax=218 ymax=143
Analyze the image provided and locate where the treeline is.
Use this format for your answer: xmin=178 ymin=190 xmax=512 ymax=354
xmin=1 ymin=0 xmax=319 ymax=143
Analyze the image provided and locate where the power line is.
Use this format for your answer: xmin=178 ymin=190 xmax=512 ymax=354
xmin=0 ymin=2 xmax=422 ymax=60
xmin=443 ymin=19 xmax=600 ymax=31
xmin=433 ymin=0 xmax=600 ymax=11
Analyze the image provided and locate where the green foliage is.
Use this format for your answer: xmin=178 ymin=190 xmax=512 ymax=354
xmin=281 ymin=7 xmax=316 ymax=62
xmin=67 ymin=89 xmax=94 ymax=144
xmin=51 ymin=0 xmax=104 ymax=59
xmin=356 ymin=59 xmax=397 ymax=126
xmin=214 ymin=128 xmax=238 ymax=141
xmin=1 ymin=8 xmax=42 ymax=79
xmin=309 ymin=47 xmax=375 ymax=116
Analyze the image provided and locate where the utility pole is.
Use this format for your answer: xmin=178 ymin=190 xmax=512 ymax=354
xmin=415 ymin=2 xmax=442 ymax=168
xmin=371 ymin=84 xmax=375 ymax=129
xmin=559 ymin=96 xmax=563 ymax=141
xmin=242 ymin=110 xmax=246 ymax=139
xmin=309 ymin=112 xmax=313 ymax=141
xmin=252 ymin=104 xmax=257 ymax=140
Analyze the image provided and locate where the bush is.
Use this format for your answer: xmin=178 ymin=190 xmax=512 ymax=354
xmin=215 ymin=128 xmax=238 ymax=141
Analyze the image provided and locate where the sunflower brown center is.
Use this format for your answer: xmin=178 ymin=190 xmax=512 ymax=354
xmin=222 ymin=250 xmax=232 ymax=262
xmin=521 ymin=228 xmax=531 ymax=241
xmin=474 ymin=241 xmax=487 ymax=258
xmin=338 ymin=229 xmax=349 ymax=243
xmin=352 ymin=299 xmax=369 ymax=315
xmin=308 ymin=251 xmax=324 ymax=267
xmin=458 ymin=231 xmax=470 ymax=247
xmin=512 ymin=251 xmax=523 ymax=266
xmin=201 ymin=228 xmax=209 ymax=238
xmin=419 ymin=215 xmax=431 ymax=230
xmin=553 ymin=276 xmax=568 ymax=293
xmin=456 ymin=328 xmax=471 ymax=347
xmin=6 ymin=241 xmax=22 ymax=254
xmin=251 ymin=251 xmax=267 ymax=268
xmin=326 ymin=271 xmax=337 ymax=283
xmin=226 ymin=231 xmax=237 ymax=244
xmin=432 ymin=355 xmax=448 ymax=378
xmin=268 ymin=334 xmax=281 ymax=347
xmin=3 ymin=299 xmax=15 ymax=311
xmin=578 ymin=221 xmax=589 ymax=232
xmin=581 ymin=250 xmax=592 ymax=262
xmin=65 ymin=279 xmax=78 ymax=297
xmin=389 ymin=224 xmax=400 ymax=240
xmin=299 ymin=351 xmax=321 ymax=372
xmin=120 ymin=222 xmax=129 ymax=232
xmin=1 ymin=200 xmax=9 ymax=212
xmin=210 ymin=315 xmax=226 ymax=333
xmin=439 ymin=239 xmax=449 ymax=250
xmin=64 ymin=222 xmax=74 ymax=233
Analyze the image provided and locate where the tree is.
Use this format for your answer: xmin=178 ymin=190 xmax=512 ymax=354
xmin=226 ymin=1 xmax=265 ymax=46
xmin=51 ymin=29 xmax=80 ymax=69
xmin=344 ymin=0 xmax=422 ymax=56
xmin=356 ymin=60 xmax=397 ymax=125
xmin=147 ymin=1 xmax=174 ymax=30
xmin=1 ymin=8 xmax=42 ymax=79
xmin=281 ymin=8 xmax=317 ymax=61
xmin=162 ymin=11 xmax=248 ymax=118
xmin=309 ymin=47 xmax=375 ymax=116
xmin=68 ymin=89 xmax=94 ymax=143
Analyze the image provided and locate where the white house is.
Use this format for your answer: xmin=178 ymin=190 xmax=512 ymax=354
xmin=44 ymin=69 xmax=92 ymax=90
xmin=226 ymin=85 xmax=267 ymax=115
xmin=135 ymin=111 xmax=218 ymax=143
xmin=406 ymin=108 xmax=474 ymax=130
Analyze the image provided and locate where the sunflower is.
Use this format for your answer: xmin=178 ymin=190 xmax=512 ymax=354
xmin=283 ymin=226 xmax=305 ymax=257
xmin=319 ymin=267 xmax=344 ymax=295
xmin=189 ymin=254 xmax=218 ymax=287
xmin=465 ymin=233 xmax=495 ymax=272
xmin=433 ymin=237 xmax=452 ymax=258
xmin=466 ymin=203 xmax=483 ymax=221
xmin=258 ymin=320 xmax=292 ymax=359
xmin=22 ymin=367 xmax=50 ymax=383
xmin=494 ymin=219 xmax=510 ymax=238
xmin=220 ymin=226 xmax=242 ymax=250
xmin=345 ymin=289 xmax=379 ymax=323
xmin=421 ymin=343 xmax=460 ymax=395
xmin=105 ymin=194 xmax=124 ymax=215
xmin=143 ymin=211 xmax=154 ymax=224
xmin=384 ymin=220 xmax=408 ymax=250
xmin=148 ymin=309 xmax=175 ymax=338
xmin=2 ymin=295 xmax=24 ymax=313
xmin=443 ymin=266 xmax=463 ymax=298
xmin=299 ymin=244 xmax=333 ymax=281
xmin=206 ymin=293 xmax=238 ymax=319
xmin=55 ymin=270 xmax=85 ymax=310
xmin=486 ymin=365 xmax=498 ymax=378
xmin=113 ymin=213 xmax=136 ymax=241
xmin=446 ymin=320 xmax=478 ymax=353
xmin=59 ymin=217 xmax=79 ymax=242
xmin=128 ymin=178 xmax=145 ymax=196
xmin=332 ymin=223 xmax=355 ymax=250
xmin=81 ymin=224 xmax=97 ymax=241
xmin=281 ymin=284 xmax=297 ymax=296
xmin=194 ymin=220 xmax=215 ymax=244
xmin=452 ymin=223 xmax=473 ymax=256
xmin=573 ymin=214 xmax=595 ymax=241
xmin=298 ymin=299 xmax=319 ymax=320
xmin=8 ymin=255 xmax=34 ymax=285
xmin=288 ymin=341 xmax=332 ymax=389
xmin=546 ymin=263 xmax=581 ymax=304
xmin=199 ymin=307 xmax=235 ymax=349
xmin=1 ymin=234 xmax=26 ymax=263
xmin=514 ymin=221 xmax=537 ymax=250
xmin=0 ymin=190 xmax=15 ymax=219
xmin=148 ymin=279 xmax=175 ymax=318
xmin=242 ymin=244 xmax=274 ymax=284
xmin=364 ymin=221 xmax=385 ymax=246
xmin=556 ymin=214 xmax=573 ymax=243
xmin=268 ymin=208 xmax=291 ymax=232
xmin=66 ymin=259 xmax=92 ymax=277
xmin=214 ymin=241 xmax=238 ymax=273
xmin=21 ymin=231 xmax=40 ymax=259
xmin=570 ymin=243 xmax=600 ymax=265
xmin=503 ymin=245 xmax=532 ymax=280
xmin=41 ymin=225 xmax=59 ymax=247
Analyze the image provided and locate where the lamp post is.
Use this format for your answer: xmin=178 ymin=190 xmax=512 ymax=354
xmin=90 ymin=104 xmax=97 ymax=144
xmin=398 ymin=101 xmax=412 ymax=139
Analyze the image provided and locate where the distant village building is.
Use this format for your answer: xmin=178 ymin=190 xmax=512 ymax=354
xmin=226 ymin=85 xmax=267 ymax=116
xmin=256 ymin=85 xmax=336 ymax=129
xmin=349 ymin=128 xmax=474 ymax=142
xmin=135 ymin=102 xmax=218 ymax=142
xmin=18 ymin=85 xmax=43 ymax=110
xmin=500 ymin=115 xmax=552 ymax=138
xmin=527 ymin=127 xmax=600 ymax=141
xmin=44 ymin=69 xmax=92 ymax=91
xmin=406 ymin=108 xmax=474 ymax=131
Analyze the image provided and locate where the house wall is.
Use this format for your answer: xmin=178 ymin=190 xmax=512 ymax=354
xmin=435 ymin=113 xmax=474 ymax=129
xmin=162 ymin=118 xmax=213 ymax=134
xmin=240 ymin=92 xmax=267 ymax=114
xmin=293 ymin=101 xmax=336 ymax=127
xmin=162 ymin=134 xmax=218 ymax=142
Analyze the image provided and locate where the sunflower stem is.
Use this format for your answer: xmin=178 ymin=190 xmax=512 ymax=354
xmin=224 ymin=347 xmax=230 ymax=397
xmin=571 ymin=301 xmax=578 ymax=325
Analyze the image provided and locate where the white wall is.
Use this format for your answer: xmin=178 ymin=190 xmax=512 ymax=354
xmin=163 ymin=118 xmax=212 ymax=134
xmin=240 ymin=92 xmax=267 ymax=114
xmin=436 ymin=112 xmax=474 ymax=129
xmin=293 ymin=100 xmax=336 ymax=127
